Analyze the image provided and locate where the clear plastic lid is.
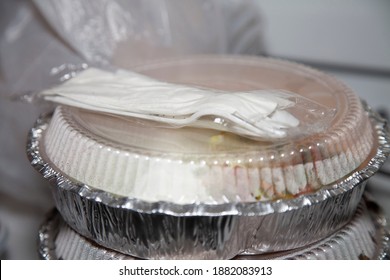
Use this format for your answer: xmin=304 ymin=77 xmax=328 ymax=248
xmin=43 ymin=56 xmax=375 ymax=203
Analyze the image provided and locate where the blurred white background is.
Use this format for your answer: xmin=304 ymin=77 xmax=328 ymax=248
xmin=0 ymin=0 xmax=389 ymax=259
xmin=255 ymin=0 xmax=390 ymax=108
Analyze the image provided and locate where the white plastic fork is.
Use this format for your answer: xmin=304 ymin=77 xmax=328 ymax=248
xmin=39 ymin=68 xmax=301 ymax=139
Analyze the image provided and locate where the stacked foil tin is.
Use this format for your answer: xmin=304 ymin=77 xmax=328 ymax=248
xmin=28 ymin=56 xmax=390 ymax=260
xmin=37 ymin=198 xmax=390 ymax=260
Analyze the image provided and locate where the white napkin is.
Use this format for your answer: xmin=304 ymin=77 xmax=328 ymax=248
xmin=39 ymin=68 xmax=300 ymax=139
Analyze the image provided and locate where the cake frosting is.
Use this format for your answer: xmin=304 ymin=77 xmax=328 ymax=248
xmin=41 ymin=56 xmax=375 ymax=204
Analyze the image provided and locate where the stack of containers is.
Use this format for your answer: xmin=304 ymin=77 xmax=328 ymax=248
xmin=28 ymin=56 xmax=390 ymax=260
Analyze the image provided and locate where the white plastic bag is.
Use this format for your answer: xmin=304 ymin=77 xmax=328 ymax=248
xmin=0 ymin=0 xmax=265 ymax=259
xmin=1 ymin=0 xmax=265 ymax=97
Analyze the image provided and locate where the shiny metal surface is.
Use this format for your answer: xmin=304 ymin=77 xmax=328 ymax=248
xmin=29 ymin=105 xmax=390 ymax=259
xmin=38 ymin=198 xmax=390 ymax=260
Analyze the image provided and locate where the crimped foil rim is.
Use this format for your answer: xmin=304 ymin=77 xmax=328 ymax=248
xmin=38 ymin=209 xmax=59 ymax=260
xmin=27 ymin=103 xmax=390 ymax=216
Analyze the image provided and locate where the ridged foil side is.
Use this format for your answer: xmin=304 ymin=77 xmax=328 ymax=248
xmin=29 ymin=104 xmax=390 ymax=259
xmin=34 ymin=151 xmax=367 ymax=259
xmin=238 ymin=197 xmax=389 ymax=260
xmin=38 ymin=199 xmax=390 ymax=260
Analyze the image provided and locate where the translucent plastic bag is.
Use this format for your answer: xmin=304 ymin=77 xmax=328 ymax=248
xmin=0 ymin=0 xmax=265 ymax=259
xmin=0 ymin=0 xmax=265 ymax=98
xmin=0 ymin=0 xmax=265 ymax=202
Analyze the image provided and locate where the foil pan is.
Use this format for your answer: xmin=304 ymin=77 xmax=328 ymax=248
xmin=38 ymin=198 xmax=390 ymax=260
xmin=239 ymin=197 xmax=390 ymax=260
xmin=28 ymin=105 xmax=390 ymax=259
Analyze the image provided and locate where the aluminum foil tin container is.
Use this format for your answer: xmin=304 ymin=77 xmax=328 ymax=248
xmin=41 ymin=56 xmax=377 ymax=205
xmin=28 ymin=104 xmax=390 ymax=259
xmin=239 ymin=197 xmax=390 ymax=260
xmin=38 ymin=198 xmax=390 ymax=260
